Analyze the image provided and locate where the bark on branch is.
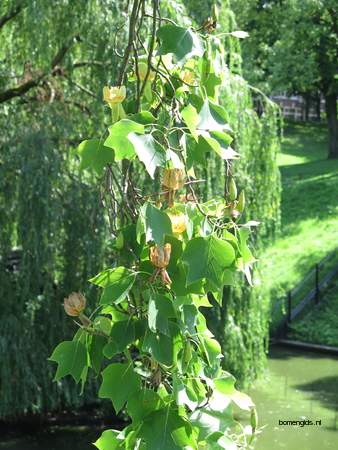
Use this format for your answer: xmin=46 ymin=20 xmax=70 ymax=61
xmin=0 ymin=35 xmax=80 ymax=104
xmin=0 ymin=1 xmax=25 ymax=30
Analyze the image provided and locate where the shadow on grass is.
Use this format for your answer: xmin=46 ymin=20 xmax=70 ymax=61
xmin=279 ymin=160 xmax=338 ymax=232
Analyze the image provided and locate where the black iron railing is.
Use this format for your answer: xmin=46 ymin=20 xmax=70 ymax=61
xmin=272 ymin=247 xmax=338 ymax=337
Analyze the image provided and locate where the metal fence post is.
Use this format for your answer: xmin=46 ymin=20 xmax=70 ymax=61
xmin=315 ymin=263 xmax=320 ymax=304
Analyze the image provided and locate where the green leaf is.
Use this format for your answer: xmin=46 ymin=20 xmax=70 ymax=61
xmin=104 ymin=119 xmax=144 ymax=160
xmin=230 ymin=390 xmax=254 ymax=411
xmin=127 ymin=389 xmax=164 ymax=423
xmin=89 ymin=335 xmax=106 ymax=374
xmin=93 ymin=430 xmax=121 ymax=450
xmin=157 ymin=25 xmax=204 ymax=62
xmin=142 ymin=323 xmax=182 ymax=367
xmin=137 ymin=202 xmax=172 ymax=245
xmin=199 ymin=335 xmax=222 ymax=365
xmin=49 ymin=340 xmax=87 ymax=383
xmin=130 ymin=111 xmax=156 ymax=124
xmin=197 ymin=100 xmax=230 ymax=133
xmin=139 ymin=406 xmax=196 ymax=450
xmin=99 ymin=363 xmax=141 ymax=413
xmin=89 ymin=267 xmax=136 ymax=305
xmin=201 ymin=133 xmax=238 ymax=160
xmin=230 ymin=30 xmax=249 ymax=39
xmin=148 ymin=293 xmax=176 ymax=336
xmin=181 ymin=104 xmax=199 ymax=141
xmin=103 ymin=319 xmax=135 ymax=358
xmin=214 ymin=373 xmax=236 ymax=395
xmin=190 ymin=401 xmax=234 ymax=441
xmin=182 ymin=235 xmax=236 ymax=287
xmin=77 ymin=139 xmax=114 ymax=175
xmin=128 ymin=133 xmax=167 ymax=179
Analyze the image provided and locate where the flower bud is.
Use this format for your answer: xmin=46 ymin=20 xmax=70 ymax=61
xmin=138 ymin=62 xmax=155 ymax=82
xmin=181 ymin=69 xmax=195 ymax=85
xmin=103 ymin=85 xmax=126 ymax=105
xmin=149 ymin=243 xmax=171 ymax=269
xmin=167 ymin=210 xmax=186 ymax=234
xmin=64 ymin=292 xmax=86 ymax=317
xmin=237 ymin=191 xmax=245 ymax=213
xmin=228 ymin=177 xmax=237 ymax=202
xmin=162 ymin=169 xmax=185 ymax=190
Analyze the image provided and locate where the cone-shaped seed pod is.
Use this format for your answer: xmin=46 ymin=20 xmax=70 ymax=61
xmin=149 ymin=243 xmax=171 ymax=268
xmin=64 ymin=292 xmax=86 ymax=317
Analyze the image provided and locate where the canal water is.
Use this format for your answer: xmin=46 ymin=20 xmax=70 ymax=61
xmin=248 ymin=345 xmax=338 ymax=449
xmin=1 ymin=345 xmax=337 ymax=449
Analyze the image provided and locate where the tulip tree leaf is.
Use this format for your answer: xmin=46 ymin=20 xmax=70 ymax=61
xmin=137 ymin=202 xmax=172 ymax=245
xmin=49 ymin=340 xmax=87 ymax=383
xmin=157 ymin=25 xmax=204 ymax=62
xmin=139 ymin=406 xmax=197 ymax=450
xmin=104 ymin=119 xmax=144 ymax=160
xmin=142 ymin=323 xmax=182 ymax=367
xmin=93 ymin=430 xmax=121 ymax=450
xmin=99 ymin=363 xmax=141 ymax=413
xmin=181 ymin=104 xmax=199 ymax=141
xmin=77 ymin=139 xmax=114 ymax=175
xmin=197 ymin=100 xmax=230 ymax=133
xmin=103 ymin=319 xmax=135 ymax=358
xmin=128 ymin=133 xmax=167 ymax=179
xmin=89 ymin=266 xmax=136 ymax=305
xmin=127 ymin=389 xmax=164 ymax=423
xmin=182 ymin=235 xmax=236 ymax=287
xmin=148 ymin=293 xmax=176 ymax=335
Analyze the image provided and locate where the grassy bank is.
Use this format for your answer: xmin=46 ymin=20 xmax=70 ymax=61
xmin=260 ymin=121 xmax=338 ymax=327
xmin=288 ymin=278 xmax=338 ymax=346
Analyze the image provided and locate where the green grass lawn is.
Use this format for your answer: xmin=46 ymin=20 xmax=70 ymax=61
xmin=260 ymin=121 xmax=338 ymax=327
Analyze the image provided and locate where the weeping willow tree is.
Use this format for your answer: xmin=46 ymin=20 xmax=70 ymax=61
xmin=0 ymin=0 xmax=125 ymax=418
xmin=0 ymin=0 xmax=280 ymax=419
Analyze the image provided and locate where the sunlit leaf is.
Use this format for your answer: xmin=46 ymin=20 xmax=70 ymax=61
xmin=77 ymin=139 xmax=114 ymax=175
xmin=128 ymin=133 xmax=167 ymax=178
xmin=49 ymin=340 xmax=87 ymax=383
xmin=182 ymin=235 xmax=236 ymax=287
xmin=89 ymin=266 xmax=136 ymax=305
xmin=104 ymin=119 xmax=144 ymax=160
xmin=93 ymin=430 xmax=121 ymax=450
xmin=157 ymin=25 xmax=204 ymax=62
xmin=137 ymin=202 xmax=172 ymax=245
xmin=99 ymin=363 xmax=141 ymax=413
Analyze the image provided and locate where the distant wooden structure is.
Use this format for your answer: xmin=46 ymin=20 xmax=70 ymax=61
xmin=271 ymin=93 xmax=325 ymax=121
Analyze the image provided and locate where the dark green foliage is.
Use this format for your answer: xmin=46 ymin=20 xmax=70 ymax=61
xmin=0 ymin=124 xmax=106 ymax=418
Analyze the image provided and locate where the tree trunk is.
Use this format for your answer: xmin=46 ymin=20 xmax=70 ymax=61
xmin=303 ymin=94 xmax=310 ymax=121
xmin=316 ymin=93 xmax=321 ymax=121
xmin=325 ymin=93 xmax=338 ymax=158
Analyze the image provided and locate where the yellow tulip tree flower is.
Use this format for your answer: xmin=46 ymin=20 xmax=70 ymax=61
xmin=103 ymin=85 xmax=127 ymax=122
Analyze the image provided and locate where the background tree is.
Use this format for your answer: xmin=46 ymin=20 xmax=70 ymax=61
xmin=233 ymin=0 xmax=338 ymax=158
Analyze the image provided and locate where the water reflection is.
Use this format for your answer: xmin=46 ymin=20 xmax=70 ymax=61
xmin=0 ymin=426 xmax=100 ymax=450
xmin=1 ymin=345 xmax=337 ymax=449
xmin=249 ymin=345 xmax=338 ymax=449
